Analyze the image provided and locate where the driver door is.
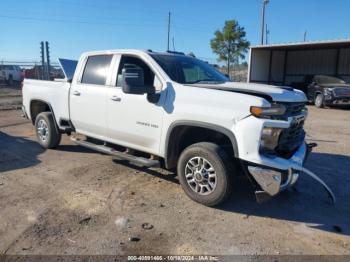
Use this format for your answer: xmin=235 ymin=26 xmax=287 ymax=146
xmin=105 ymin=54 xmax=165 ymax=155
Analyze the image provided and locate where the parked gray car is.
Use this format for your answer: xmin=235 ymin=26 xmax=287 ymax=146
xmin=306 ymin=75 xmax=350 ymax=108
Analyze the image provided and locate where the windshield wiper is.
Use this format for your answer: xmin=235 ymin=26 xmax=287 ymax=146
xmin=188 ymin=80 xmax=226 ymax=84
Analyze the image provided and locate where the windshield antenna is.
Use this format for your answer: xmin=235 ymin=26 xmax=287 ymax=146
xmin=172 ymin=37 xmax=176 ymax=51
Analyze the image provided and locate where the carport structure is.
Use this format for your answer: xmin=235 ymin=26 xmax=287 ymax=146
xmin=248 ymin=39 xmax=350 ymax=89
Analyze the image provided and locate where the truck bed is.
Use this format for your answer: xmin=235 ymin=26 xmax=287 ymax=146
xmin=22 ymin=79 xmax=71 ymax=124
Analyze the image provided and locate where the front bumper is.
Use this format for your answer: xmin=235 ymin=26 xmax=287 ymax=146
xmin=244 ymin=142 xmax=314 ymax=202
xmin=234 ymin=109 xmax=335 ymax=203
xmin=325 ymin=96 xmax=350 ymax=105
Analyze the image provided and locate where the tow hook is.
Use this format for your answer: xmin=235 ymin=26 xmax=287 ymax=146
xmin=304 ymin=142 xmax=317 ymax=163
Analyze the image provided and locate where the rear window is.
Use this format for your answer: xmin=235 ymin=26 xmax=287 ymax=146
xmin=81 ymin=55 xmax=113 ymax=85
xmin=315 ymin=75 xmax=345 ymax=85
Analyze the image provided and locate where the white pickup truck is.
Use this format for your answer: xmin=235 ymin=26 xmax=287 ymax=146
xmin=22 ymin=49 xmax=335 ymax=206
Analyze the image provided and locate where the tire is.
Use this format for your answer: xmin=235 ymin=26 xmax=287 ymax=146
xmin=314 ymin=93 xmax=324 ymax=108
xmin=35 ymin=112 xmax=61 ymax=149
xmin=177 ymin=142 xmax=234 ymax=207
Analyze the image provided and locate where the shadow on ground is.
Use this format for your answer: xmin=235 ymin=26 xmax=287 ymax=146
xmin=112 ymin=159 xmax=179 ymax=184
xmin=0 ymin=132 xmax=102 ymax=173
xmin=115 ymin=151 xmax=350 ymax=236
xmin=2 ymin=133 xmax=349 ymax=236
xmin=55 ymin=144 xmax=96 ymax=154
xmin=0 ymin=132 xmax=44 ymax=173
xmin=220 ymin=152 xmax=350 ymax=236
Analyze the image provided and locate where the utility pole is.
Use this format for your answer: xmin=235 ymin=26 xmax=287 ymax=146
xmin=34 ymin=62 xmax=38 ymax=79
xmin=265 ymin=24 xmax=269 ymax=45
xmin=40 ymin=41 xmax=45 ymax=80
xmin=167 ymin=12 xmax=171 ymax=51
xmin=39 ymin=41 xmax=51 ymax=80
xmin=260 ymin=0 xmax=269 ymax=45
xmin=45 ymin=41 xmax=51 ymax=80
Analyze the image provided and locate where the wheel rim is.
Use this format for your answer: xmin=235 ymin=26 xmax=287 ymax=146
xmin=316 ymin=95 xmax=322 ymax=107
xmin=37 ymin=119 xmax=49 ymax=142
xmin=185 ymin=157 xmax=217 ymax=195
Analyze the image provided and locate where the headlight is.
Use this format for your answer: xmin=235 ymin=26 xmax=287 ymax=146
xmin=260 ymin=127 xmax=283 ymax=151
xmin=250 ymin=104 xmax=286 ymax=118
xmin=324 ymin=88 xmax=334 ymax=95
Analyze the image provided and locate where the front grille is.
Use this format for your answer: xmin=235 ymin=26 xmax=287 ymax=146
xmin=276 ymin=117 xmax=305 ymax=158
xmin=283 ymin=102 xmax=306 ymax=117
xmin=273 ymin=102 xmax=306 ymax=158
xmin=269 ymin=102 xmax=306 ymax=120
xmin=333 ymin=88 xmax=350 ymax=97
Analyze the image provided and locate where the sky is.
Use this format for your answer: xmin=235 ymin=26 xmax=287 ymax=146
xmin=1 ymin=0 xmax=350 ymax=64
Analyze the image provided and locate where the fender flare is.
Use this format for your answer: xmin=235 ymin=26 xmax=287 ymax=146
xmin=164 ymin=120 xmax=239 ymax=168
xmin=29 ymin=99 xmax=60 ymax=133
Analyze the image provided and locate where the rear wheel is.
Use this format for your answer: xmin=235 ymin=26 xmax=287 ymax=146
xmin=35 ymin=112 xmax=61 ymax=149
xmin=314 ymin=93 xmax=325 ymax=108
xmin=177 ymin=142 xmax=234 ymax=207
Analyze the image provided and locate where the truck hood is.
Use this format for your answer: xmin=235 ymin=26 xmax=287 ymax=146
xmin=189 ymin=82 xmax=307 ymax=103
xmin=319 ymin=83 xmax=350 ymax=88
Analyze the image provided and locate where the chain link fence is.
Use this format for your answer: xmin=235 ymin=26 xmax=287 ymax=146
xmin=0 ymin=60 xmax=64 ymax=82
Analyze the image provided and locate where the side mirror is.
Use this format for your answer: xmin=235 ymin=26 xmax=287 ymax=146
xmin=121 ymin=68 xmax=151 ymax=95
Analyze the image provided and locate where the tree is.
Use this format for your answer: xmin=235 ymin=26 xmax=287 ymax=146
xmin=210 ymin=20 xmax=250 ymax=75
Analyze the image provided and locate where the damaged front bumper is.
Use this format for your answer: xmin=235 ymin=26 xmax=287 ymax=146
xmin=245 ymin=142 xmax=335 ymax=203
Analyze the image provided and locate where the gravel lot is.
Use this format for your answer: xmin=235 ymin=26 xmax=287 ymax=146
xmin=0 ymin=86 xmax=22 ymax=110
xmin=0 ymin=106 xmax=349 ymax=256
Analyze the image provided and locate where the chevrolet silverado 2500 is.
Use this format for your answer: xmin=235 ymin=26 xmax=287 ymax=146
xmin=22 ymin=50 xmax=335 ymax=206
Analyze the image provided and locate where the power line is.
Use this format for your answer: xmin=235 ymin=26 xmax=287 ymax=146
xmin=0 ymin=14 xmax=166 ymax=28
xmin=34 ymin=0 xmax=168 ymax=17
xmin=2 ymin=5 xmax=221 ymax=32
xmin=1 ymin=8 xmax=167 ymax=24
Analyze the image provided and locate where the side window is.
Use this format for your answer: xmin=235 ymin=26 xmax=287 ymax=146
xmin=116 ymin=56 xmax=155 ymax=87
xmin=81 ymin=55 xmax=112 ymax=85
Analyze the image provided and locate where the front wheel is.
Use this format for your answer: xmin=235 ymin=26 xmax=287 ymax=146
xmin=314 ymin=93 xmax=325 ymax=108
xmin=35 ymin=112 xmax=61 ymax=149
xmin=177 ymin=142 xmax=234 ymax=207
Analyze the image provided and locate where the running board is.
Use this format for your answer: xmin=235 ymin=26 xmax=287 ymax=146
xmin=71 ymin=137 xmax=160 ymax=168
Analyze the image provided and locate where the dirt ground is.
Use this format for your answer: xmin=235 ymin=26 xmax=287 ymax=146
xmin=0 ymin=86 xmax=22 ymax=110
xmin=0 ymin=106 xmax=349 ymax=256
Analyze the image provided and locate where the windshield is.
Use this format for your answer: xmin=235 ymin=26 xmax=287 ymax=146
xmin=315 ymin=75 xmax=346 ymax=85
xmin=150 ymin=54 xmax=229 ymax=84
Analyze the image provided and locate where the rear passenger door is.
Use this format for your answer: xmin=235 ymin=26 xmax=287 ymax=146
xmin=70 ymin=55 xmax=113 ymax=139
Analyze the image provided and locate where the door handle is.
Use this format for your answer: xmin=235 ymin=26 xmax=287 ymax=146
xmin=111 ymin=95 xmax=121 ymax=102
xmin=73 ymin=91 xmax=81 ymax=96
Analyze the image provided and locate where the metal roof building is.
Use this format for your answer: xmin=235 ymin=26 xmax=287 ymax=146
xmin=247 ymin=39 xmax=350 ymax=88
